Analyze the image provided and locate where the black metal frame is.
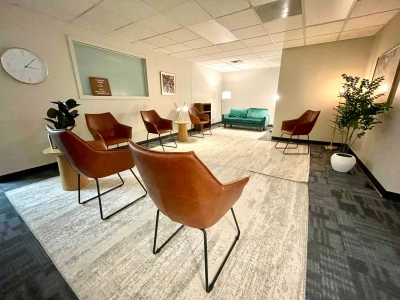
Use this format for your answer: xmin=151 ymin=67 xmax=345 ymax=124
xmin=153 ymin=207 xmax=240 ymax=293
xmin=146 ymin=132 xmax=177 ymax=152
xmin=189 ymin=124 xmax=212 ymax=138
xmin=274 ymin=133 xmax=310 ymax=155
xmin=78 ymin=169 xmax=147 ymax=220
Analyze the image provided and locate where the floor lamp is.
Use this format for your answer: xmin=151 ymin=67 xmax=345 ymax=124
xmin=221 ymin=91 xmax=231 ymax=126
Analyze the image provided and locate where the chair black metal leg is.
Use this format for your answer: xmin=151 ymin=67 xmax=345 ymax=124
xmin=153 ymin=209 xmax=184 ymax=254
xmin=169 ymin=132 xmax=177 ymax=148
xmin=158 ymin=134 xmax=165 ymax=152
xmin=283 ymin=135 xmax=309 ymax=155
xmin=274 ymin=132 xmax=285 ymax=149
xmin=201 ymin=207 xmax=240 ymax=293
xmin=78 ymin=171 xmax=147 ymax=220
xmin=191 ymin=124 xmax=205 ymax=138
xmin=158 ymin=133 xmax=178 ymax=151
xmin=146 ymin=133 xmax=149 ymax=149
xmin=275 ymin=133 xmax=299 ymax=151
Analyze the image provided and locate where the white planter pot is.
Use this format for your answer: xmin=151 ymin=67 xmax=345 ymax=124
xmin=331 ymin=153 xmax=356 ymax=172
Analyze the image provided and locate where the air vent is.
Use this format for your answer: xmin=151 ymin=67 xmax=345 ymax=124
xmin=230 ymin=60 xmax=244 ymax=64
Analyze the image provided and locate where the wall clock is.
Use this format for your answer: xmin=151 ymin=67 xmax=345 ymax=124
xmin=1 ymin=48 xmax=48 ymax=84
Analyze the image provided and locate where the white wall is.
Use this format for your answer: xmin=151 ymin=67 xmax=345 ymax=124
xmin=273 ymin=37 xmax=373 ymax=141
xmin=351 ymin=12 xmax=400 ymax=194
xmin=222 ymin=68 xmax=280 ymax=124
xmin=0 ymin=2 xmax=222 ymax=176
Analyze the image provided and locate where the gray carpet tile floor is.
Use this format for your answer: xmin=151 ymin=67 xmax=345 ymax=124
xmin=1 ymin=130 xmax=399 ymax=300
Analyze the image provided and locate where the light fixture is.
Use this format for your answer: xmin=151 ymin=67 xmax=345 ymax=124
xmin=272 ymin=93 xmax=280 ymax=101
xmin=381 ymin=83 xmax=388 ymax=93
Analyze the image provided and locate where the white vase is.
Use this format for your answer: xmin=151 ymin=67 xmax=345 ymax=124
xmin=331 ymin=153 xmax=356 ymax=172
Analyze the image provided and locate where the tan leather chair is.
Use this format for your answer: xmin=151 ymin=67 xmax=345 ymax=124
xmin=85 ymin=112 xmax=132 ymax=148
xmin=188 ymin=107 xmax=212 ymax=138
xmin=140 ymin=110 xmax=177 ymax=151
xmin=128 ymin=142 xmax=249 ymax=292
xmin=275 ymin=110 xmax=320 ymax=155
xmin=47 ymin=128 xmax=147 ymax=220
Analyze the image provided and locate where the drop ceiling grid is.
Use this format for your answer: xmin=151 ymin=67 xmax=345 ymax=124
xmin=4 ymin=0 xmax=400 ymax=72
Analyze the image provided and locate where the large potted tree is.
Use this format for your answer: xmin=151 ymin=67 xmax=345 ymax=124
xmin=331 ymin=74 xmax=392 ymax=172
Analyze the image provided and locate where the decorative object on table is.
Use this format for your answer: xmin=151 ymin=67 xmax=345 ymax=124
xmin=330 ymin=74 xmax=392 ymax=172
xmin=174 ymin=102 xmax=188 ymax=122
xmin=89 ymin=77 xmax=112 ymax=96
xmin=160 ymin=72 xmax=175 ymax=95
xmin=221 ymin=91 xmax=231 ymax=125
xmin=1 ymin=48 xmax=48 ymax=84
xmin=85 ymin=112 xmax=132 ymax=148
xmin=325 ymin=87 xmax=345 ymax=151
xmin=275 ymin=110 xmax=320 ymax=155
xmin=128 ymin=141 xmax=249 ymax=293
xmin=140 ymin=110 xmax=177 ymax=151
xmin=371 ymin=44 xmax=400 ymax=105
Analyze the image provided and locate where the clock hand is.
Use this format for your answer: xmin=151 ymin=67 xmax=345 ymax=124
xmin=24 ymin=59 xmax=35 ymax=68
xmin=26 ymin=66 xmax=39 ymax=70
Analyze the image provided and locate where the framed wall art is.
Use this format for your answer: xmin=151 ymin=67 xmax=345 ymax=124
xmin=160 ymin=72 xmax=175 ymax=95
xmin=372 ymin=44 xmax=400 ymax=104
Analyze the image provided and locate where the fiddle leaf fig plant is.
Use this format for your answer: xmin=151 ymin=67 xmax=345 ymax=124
xmin=44 ymin=99 xmax=80 ymax=129
xmin=333 ymin=74 xmax=392 ymax=154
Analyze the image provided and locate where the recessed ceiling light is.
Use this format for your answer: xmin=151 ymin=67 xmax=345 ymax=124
xmin=188 ymin=20 xmax=238 ymax=44
xmin=254 ymin=0 xmax=302 ymax=23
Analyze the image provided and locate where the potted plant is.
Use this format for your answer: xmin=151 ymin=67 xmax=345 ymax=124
xmin=44 ymin=99 xmax=80 ymax=148
xmin=330 ymin=74 xmax=392 ymax=172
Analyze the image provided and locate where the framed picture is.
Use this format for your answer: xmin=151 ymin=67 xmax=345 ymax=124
xmin=160 ymin=72 xmax=175 ymax=95
xmin=372 ymin=44 xmax=400 ymax=104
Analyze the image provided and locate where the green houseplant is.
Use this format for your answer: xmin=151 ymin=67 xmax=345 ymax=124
xmin=331 ymin=74 xmax=392 ymax=172
xmin=44 ymin=99 xmax=80 ymax=129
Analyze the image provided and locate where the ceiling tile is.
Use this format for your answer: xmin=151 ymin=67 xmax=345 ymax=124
xmin=228 ymin=48 xmax=253 ymax=55
xmin=267 ymin=61 xmax=281 ymax=67
xmin=350 ymin=0 xmax=400 ymax=18
xmin=16 ymin=0 xmax=75 ymax=22
xmin=340 ymin=25 xmax=383 ymax=40
xmin=231 ymin=25 xmax=268 ymax=39
xmin=71 ymin=18 xmax=111 ymax=34
xmin=256 ymin=50 xmax=281 ymax=57
xmin=183 ymin=38 xmax=213 ymax=49
xmin=218 ymin=41 xmax=246 ymax=51
xmin=282 ymin=38 xmax=304 ymax=48
xmin=236 ymin=53 xmax=259 ymax=60
xmin=138 ymin=13 xmax=182 ymax=34
xmin=250 ymin=44 xmax=278 ymax=52
xmin=249 ymin=0 xmax=277 ymax=6
xmin=106 ymin=31 xmax=139 ymax=42
xmin=306 ymin=21 xmax=344 ymax=37
xmin=164 ymin=0 xmax=212 ymax=27
xmin=209 ymin=51 xmax=234 ymax=59
xmin=115 ymin=23 xmax=158 ymax=40
xmin=220 ymin=56 xmax=240 ymax=62
xmin=191 ymin=54 xmax=214 ymax=61
xmin=188 ymin=20 xmax=238 ymax=44
xmin=154 ymin=48 xmax=174 ymax=54
xmin=178 ymin=49 xmax=204 ymax=57
xmin=242 ymin=35 xmax=273 ymax=47
xmin=261 ymin=55 xmax=281 ymax=61
xmin=163 ymin=28 xmax=200 ymax=42
xmin=33 ymin=0 xmax=93 ymax=16
xmin=197 ymin=46 xmax=224 ymax=54
xmin=306 ymin=33 xmax=339 ymax=45
xmin=243 ymin=58 xmax=265 ymax=64
xmin=217 ymin=65 xmax=241 ymax=71
xmin=79 ymin=6 xmax=132 ymax=31
xmin=163 ymin=43 xmax=192 ymax=53
xmin=143 ymin=35 xmax=177 ymax=47
xmin=141 ymin=0 xmax=187 ymax=11
xmin=344 ymin=10 xmax=399 ymax=31
xmin=196 ymin=0 xmax=250 ymax=18
xmin=216 ymin=9 xmax=260 ymax=31
xmin=254 ymin=0 xmax=302 ymax=23
xmin=273 ymin=42 xmax=283 ymax=49
xmin=235 ymin=64 xmax=255 ymax=70
xmin=133 ymin=41 xmax=158 ymax=49
xmin=305 ymin=0 xmax=356 ymax=26
xmin=263 ymin=14 xmax=303 ymax=34
xmin=202 ymin=59 xmax=224 ymax=64
xmin=171 ymin=52 xmax=190 ymax=58
xmin=209 ymin=62 xmax=229 ymax=67
xmin=270 ymin=28 xmax=303 ymax=42
xmin=100 ymin=0 xmax=156 ymax=22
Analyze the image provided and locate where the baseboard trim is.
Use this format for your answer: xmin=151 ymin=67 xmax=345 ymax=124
xmin=271 ymin=136 xmax=342 ymax=147
xmin=0 ymin=162 xmax=58 ymax=183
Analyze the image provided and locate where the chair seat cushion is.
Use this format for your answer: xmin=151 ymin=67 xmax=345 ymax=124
xmin=282 ymin=129 xmax=294 ymax=135
xmin=102 ymin=136 xmax=130 ymax=146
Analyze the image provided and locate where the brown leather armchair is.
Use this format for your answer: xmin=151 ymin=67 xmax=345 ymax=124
xmin=188 ymin=107 xmax=212 ymax=138
xmin=128 ymin=142 xmax=249 ymax=292
xmin=140 ymin=110 xmax=177 ymax=151
xmin=47 ymin=128 xmax=147 ymax=220
xmin=275 ymin=110 xmax=320 ymax=155
xmin=85 ymin=112 xmax=132 ymax=148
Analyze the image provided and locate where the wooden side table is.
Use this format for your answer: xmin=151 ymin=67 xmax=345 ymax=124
xmin=43 ymin=147 xmax=89 ymax=191
xmin=175 ymin=121 xmax=190 ymax=142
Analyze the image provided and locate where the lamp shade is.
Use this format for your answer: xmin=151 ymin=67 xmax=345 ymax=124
xmin=174 ymin=103 xmax=181 ymax=112
xmin=222 ymin=91 xmax=231 ymax=99
xmin=272 ymin=93 xmax=280 ymax=101
xmin=182 ymin=102 xmax=188 ymax=112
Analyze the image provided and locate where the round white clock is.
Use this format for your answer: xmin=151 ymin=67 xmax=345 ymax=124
xmin=1 ymin=48 xmax=48 ymax=84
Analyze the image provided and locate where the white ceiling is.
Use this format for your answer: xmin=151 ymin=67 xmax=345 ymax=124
xmin=3 ymin=0 xmax=400 ymax=72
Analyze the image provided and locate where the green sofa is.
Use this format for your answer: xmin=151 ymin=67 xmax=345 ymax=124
xmin=222 ymin=108 xmax=270 ymax=131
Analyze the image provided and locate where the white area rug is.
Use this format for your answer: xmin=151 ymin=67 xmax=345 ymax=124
xmin=6 ymin=165 xmax=308 ymax=300
xmin=211 ymin=127 xmax=267 ymax=139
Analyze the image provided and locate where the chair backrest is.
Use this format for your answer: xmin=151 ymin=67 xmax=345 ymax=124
xmin=293 ymin=110 xmax=321 ymax=135
xmin=188 ymin=107 xmax=201 ymax=124
xmin=128 ymin=142 xmax=225 ymax=228
xmin=85 ymin=113 xmax=119 ymax=138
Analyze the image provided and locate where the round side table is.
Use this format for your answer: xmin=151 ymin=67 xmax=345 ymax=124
xmin=175 ymin=121 xmax=190 ymax=142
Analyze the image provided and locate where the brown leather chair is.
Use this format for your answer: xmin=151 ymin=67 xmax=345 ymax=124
xmin=275 ymin=110 xmax=320 ymax=155
xmin=85 ymin=112 xmax=132 ymax=148
xmin=128 ymin=142 xmax=249 ymax=293
xmin=188 ymin=107 xmax=212 ymax=138
xmin=47 ymin=128 xmax=147 ymax=220
xmin=140 ymin=110 xmax=177 ymax=151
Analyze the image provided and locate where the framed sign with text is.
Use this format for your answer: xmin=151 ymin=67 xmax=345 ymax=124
xmin=89 ymin=77 xmax=112 ymax=96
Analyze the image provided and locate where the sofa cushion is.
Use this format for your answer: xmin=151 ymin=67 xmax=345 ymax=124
xmin=247 ymin=108 xmax=268 ymax=119
xmin=229 ymin=108 xmax=248 ymax=118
